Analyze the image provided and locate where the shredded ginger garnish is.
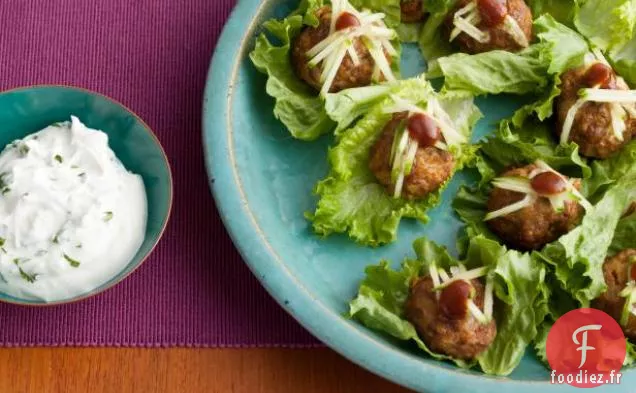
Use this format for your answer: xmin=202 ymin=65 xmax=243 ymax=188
xmin=561 ymin=54 xmax=636 ymax=145
xmin=484 ymin=160 xmax=592 ymax=221
xmin=449 ymin=1 xmax=528 ymax=47
xmin=429 ymin=262 xmax=493 ymax=324
xmin=306 ymin=0 xmax=397 ymax=97
xmin=382 ymin=95 xmax=466 ymax=198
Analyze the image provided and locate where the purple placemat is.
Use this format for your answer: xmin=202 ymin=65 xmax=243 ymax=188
xmin=0 ymin=0 xmax=320 ymax=347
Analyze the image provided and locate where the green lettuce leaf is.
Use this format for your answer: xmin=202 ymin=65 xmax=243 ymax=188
xmin=452 ymin=103 xmax=590 ymax=252
xmin=429 ymin=44 xmax=552 ymax=95
xmin=307 ymin=77 xmax=480 ymax=246
xmin=572 ymin=0 xmax=636 ymax=85
xmin=396 ymin=23 xmax=422 ymax=43
xmin=417 ymin=0 xmax=457 ymax=61
xmin=534 ymin=14 xmax=589 ymax=74
xmin=325 ymin=84 xmax=394 ymax=136
xmin=527 ymin=0 xmax=576 ymax=26
xmin=534 ymin=195 xmax=636 ymax=366
xmin=429 ymin=16 xmax=589 ymax=95
xmin=609 ymin=211 xmax=636 ymax=256
xmin=468 ymin=115 xmax=590 ymax=187
xmin=349 ymin=236 xmax=549 ymax=375
xmin=250 ymin=0 xmax=402 ymax=140
xmin=585 ymin=141 xmax=636 ymax=200
xmin=536 ymin=180 xmax=634 ymax=307
xmin=574 ymin=0 xmax=636 ymax=53
xmin=348 ymin=244 xmax=472 ymax=368
xmin=611 ymin=34 xmax=636 ymax=86
xmin=249 ymin=0 xmax=334 ymax=141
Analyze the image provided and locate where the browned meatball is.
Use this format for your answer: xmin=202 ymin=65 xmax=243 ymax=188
xmin=401 ymin=0 xmax=425 ymax=23
xmin=486 ymin=164 xmax=584 ymax=250
xmin=556 ymin=66 xmax=635 ymax=158
xmin=368 ymin=114 xmax=455 ymax=200
xmin=404 ymin=276 xmax=497 ymax=359
xmin=447 ymin=0 xmax=532 ymax=54
xmin=291 ymin=6 xmax=390 ymax=93
xmin=593 ymin=249 xmax=636 ymax=340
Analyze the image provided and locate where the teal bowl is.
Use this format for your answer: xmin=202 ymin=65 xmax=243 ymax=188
xmin=203 ymin=1 xmax=631 ymax=392
xmin=0 ymin=85 xmax=173 ymax=306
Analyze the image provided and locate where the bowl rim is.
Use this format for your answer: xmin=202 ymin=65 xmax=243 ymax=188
xmin=0 ymin=84 xmax=174 ymax=307
xmin=202 ymin=1 xmax=628 ymax=392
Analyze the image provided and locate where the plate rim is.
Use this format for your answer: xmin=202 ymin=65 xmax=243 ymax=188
xmin=201 ymin=1 xmax=624 ymax=392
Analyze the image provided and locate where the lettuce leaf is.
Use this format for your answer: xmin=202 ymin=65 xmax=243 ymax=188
xmin=348 ymin=241 xmax=472 ymax=368
xmin=585 ymin=141 xmax=636 ymax=200
xmin=349 ymin=236 xmax=549 ymax=375
xmin=452 ymin=103 xmax=591 ymax=250
xmin=611 ymin=34 xmax=636 ymax=86
xmin=572 ymin=0 xmax=636 ymax=85
xmin=534 ymin=192 xmax=636 ymax=367
xmin=609 ymin=211 xmax=636 ymax=256
xmin=534 ymin=14 xmax=589 ymax=74
xmin=250 ymin=0 xmax=402 ymax=140
xmin=536 ymin=180 xmax=634 ymax=307
xmin=325 ymin=85 xmax=394 ymax=136
xmin=527 ymin=0 xmax=576 ymax=26
xmin=429 ymin=45 xmax=552 ymax=95
xmin=307 ymin=77 xmax=480 ymax=246
xmin=574 ymin=0 xmax=636 ymax=53
xmin=466 ymin=113 xmax=590 ymax=188
xmin=249 ymin=0 xmax=334 ymax=141
xmin=396 ymin=23 xmax=422 ymax=43
xmin=429 ymin=16 xmax=589 ymax=95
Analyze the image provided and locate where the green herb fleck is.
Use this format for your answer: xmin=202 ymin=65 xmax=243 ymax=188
xmin=0 ymin=172 xmax=9 ymax=190
xmin=54 ymin=155 xmax=63 ymax=163
xmin=0 ymin=237 xmax=5 ymax=247
xmin=51 ymin=122 xmax=64 ymax=127
xmin=19 ymin=268 xmax=36 ymax=283
xmin=2 ymin=187 xmax=10 ymax=195
xmin=75 ymin=244 xmax=82 ymax=249
xmin=14 ymin=259 xmax=37 ymax=283
xmin=78 ymin=172 xmax=86 ymax=178
xmin=104 ymin=211 xmax=114 ymax=222
xmin=52 ymin=234 xmax=59 ymax=244
xmin=18 ymin=144 xmax=30 ymax=156
xmin=1 ymin=247 xmax=6 ymax=254
xmin=71 ymin=165 xmax=79 ymax=169
xmin=63 ymin=253 xmax=80 ymax=268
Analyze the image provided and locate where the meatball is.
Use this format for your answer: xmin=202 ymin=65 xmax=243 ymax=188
xmin=369 ymin=114 xmax=455 ymax=200
xmin=291 ymin=6 xmax=390 ymax=93
xmin=401 ymin=0 xmax=425 ymax=23
xmin=486 ymin=164 xmax=584 ymax=250
xmin=556 ymin=66 xmax=635 ymax=158
xmin=593 ymin=249 xmax=636 ymax=340
xmin=404 ymin=276 xmax=497 ymax=359
xmin=447 ymin=0 xmax=533 ymax=54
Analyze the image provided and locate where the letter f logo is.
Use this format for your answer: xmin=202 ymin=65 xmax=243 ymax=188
xmin=572 ymin=324 xmax=602 ymax=369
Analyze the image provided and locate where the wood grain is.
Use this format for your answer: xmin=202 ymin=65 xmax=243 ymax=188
xmin=0 ymin=348 xmax=413 ymax=393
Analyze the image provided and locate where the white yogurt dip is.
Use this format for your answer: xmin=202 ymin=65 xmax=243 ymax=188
xmin=0 ymin=116 xmax=147 ymax=302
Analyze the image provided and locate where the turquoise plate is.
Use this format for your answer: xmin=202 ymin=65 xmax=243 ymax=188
xmin=203 ymin=1 xmax=630 ymax=391
xmin=0 ymin=86 xmax=173 ymax=306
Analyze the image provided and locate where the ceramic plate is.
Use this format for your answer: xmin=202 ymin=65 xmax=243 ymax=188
xmin=203 ymin=1 xmax=632 ymax=391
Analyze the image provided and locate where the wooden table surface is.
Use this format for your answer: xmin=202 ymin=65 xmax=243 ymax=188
xmin=0 ymin=348 xmax=413 ymax=393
